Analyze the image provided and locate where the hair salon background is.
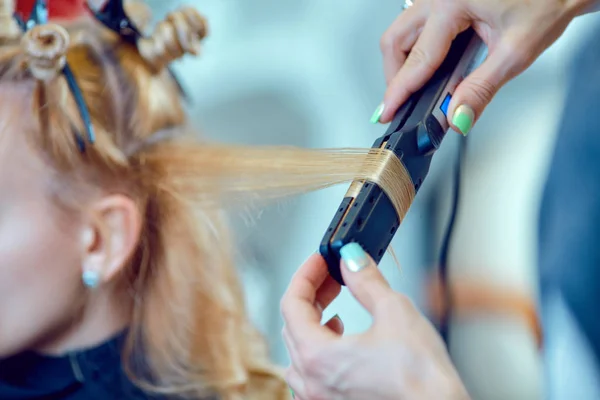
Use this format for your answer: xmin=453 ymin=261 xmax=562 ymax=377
xmin=146 ymin=1 xmax=600 ymax=398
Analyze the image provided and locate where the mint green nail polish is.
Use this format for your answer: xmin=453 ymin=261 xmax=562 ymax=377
xmin=370 ymin=103 xmax=385 ymax=124
xmin=340 ymin=242 xmax=370 ymax=272
xmin=290 ymin=388 xmax=295 ymax=398
xmin=452 ymin=105 xmax=475 ymax=136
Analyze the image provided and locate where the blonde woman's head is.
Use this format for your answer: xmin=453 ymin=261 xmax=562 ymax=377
xmin=0 ymin=2 xmax=414 ymax=399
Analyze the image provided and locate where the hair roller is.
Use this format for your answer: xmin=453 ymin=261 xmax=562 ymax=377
xmin=0 ymin=0 xmax=21 ymax=40
xmin=22 ymin=23 xmax=70 ymax=82
xmin=137 ymin=6 xmax=208 ymax=72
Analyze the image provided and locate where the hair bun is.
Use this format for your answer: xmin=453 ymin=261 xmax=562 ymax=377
xmin=22 ymin=24 xmax=70 ymax=82
xmin=138 ymin=6 xmax=208 ymax=72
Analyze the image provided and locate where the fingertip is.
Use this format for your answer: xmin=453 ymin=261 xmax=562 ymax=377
xmin=299 ymin=252 xmax=327 ymax=273
xmin=378 ymin=104 xmax=394 ymax=124
xmin=338 ymin=243 xmax=395 ymax=314
xmin=370 ymin=102 xmax=385 ymax=124
xmin=340 ymin=242 xmax=372 ymax=273
xmin=283 ymin=252 xmax=331 ymax=308
xmin=379 ymin=78 xmax=413 ymax=123
xmin=373 ymin=100 xmax=395 ymax=124
xmin=449 ymin=103 xmax=475 ymax=136
xmin=379 ymin=89 xmax=401 ymax=123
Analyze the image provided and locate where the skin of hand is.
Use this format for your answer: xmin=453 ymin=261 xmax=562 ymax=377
xmin=374 ymin=0 xmax=596 ymax=135
xmin=280 ymin=245 xmax=470 ymax=400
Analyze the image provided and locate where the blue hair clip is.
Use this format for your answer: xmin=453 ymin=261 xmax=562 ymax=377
xmin=90 ymin=0 xmax=190 ymax=102
xmin=16 ymin=0 xmax=95 ymax=152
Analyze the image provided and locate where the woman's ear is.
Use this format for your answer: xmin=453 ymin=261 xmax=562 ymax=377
xmin=79 ymin=195 xmax=142 ymax=287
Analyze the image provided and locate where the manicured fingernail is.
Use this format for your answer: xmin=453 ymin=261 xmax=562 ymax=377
xmin=290 ymin=387 xmax=295 ymax=398
xmin=340 ymin=242 xmax=370 ymax=272
xmin=452 ymin=104 xmax=475 ymax=136
xmin=370 ymin=102 xmax=385 ymax=124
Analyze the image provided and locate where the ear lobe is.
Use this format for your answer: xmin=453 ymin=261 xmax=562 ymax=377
xmin=80 ymin=195 xmax=142 ymax=285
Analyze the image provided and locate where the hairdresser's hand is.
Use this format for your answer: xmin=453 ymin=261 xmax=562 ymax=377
xmin=374 ymin=0 xmax=594 ymax=135
xmin=281 ymin=245 xmax=470 ymax=400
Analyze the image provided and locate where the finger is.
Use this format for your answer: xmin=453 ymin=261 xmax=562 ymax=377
xmin=282 ymin=325 xmax=299 ymax=360
xmin=338 ymin=243 xmax=396 ymax=314
xmin=380 ymin=7 xmax=427 ymax=84
xmin=283 ymin=253 xmax=329 ymax=307
xmin=280 ymin=253 xmax=338 ymax=342
xmin=448 ymin=39 xmax=528 ymax=136
xmin=379 ymin=15 xmax=463 ymax=123
xmin=286 ymin=367 xmax=307 ymax=400
xmin=324 ymin=314 xmax=344 ymax=336
xmin=315 ymin=275 xmax=342 ymax=311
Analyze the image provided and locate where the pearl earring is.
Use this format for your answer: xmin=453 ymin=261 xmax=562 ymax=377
xmin=82 ymin=270 xmax=101 ymax=288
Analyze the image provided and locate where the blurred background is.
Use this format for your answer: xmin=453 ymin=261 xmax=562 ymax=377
xmin=142 ymin=1 xmax=600 ymax=399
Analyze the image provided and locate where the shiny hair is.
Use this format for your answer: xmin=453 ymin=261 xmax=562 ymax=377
xmin=0 ymin=2 xmax=413 ymax=399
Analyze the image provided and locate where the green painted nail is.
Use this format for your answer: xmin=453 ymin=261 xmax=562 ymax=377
xmin=452 ymin=105 xmax=475 ymax=136
xmin=290 ymin=388 xmax=295 ymax=398
xmin=340 ymin=242 xmax=370 ymax=272
xmin=370 ymin=103 xmax=385 ymax=124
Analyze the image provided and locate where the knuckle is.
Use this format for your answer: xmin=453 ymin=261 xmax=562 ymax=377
xmin=284 ymin=367 xmax=295 ymax=383
xmin=510 ymin=47 xmax=534 ymax=73
xmin=376 ymin=291 xmax=417 ymax=315
xmin=279 ymin=296 xmax=290 ymax=317
xmin=432 ymin=0 xmax=456 ymax=12
xmin=298 ymin=346 xmax=322 ymax=372
xmin=405 ymin=46 xmax=436 ymax=73
xmin=465 ymin=78 xmax=498 ymax=107
xmin=388 ymin=73 xmax=416 ymax=102
xmin=305 ymin=385 xmax=328 ymax=400
xmin=379 ymin=30 xmax=396 ymax=54
xmin=501 ymin=39 xmax=535 ymax=76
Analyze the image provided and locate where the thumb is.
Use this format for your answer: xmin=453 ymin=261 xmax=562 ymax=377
xmin=339 ymin=243 xmax=395 ymax=314
xmin=448 ymin=44 xmax=517 ymax=136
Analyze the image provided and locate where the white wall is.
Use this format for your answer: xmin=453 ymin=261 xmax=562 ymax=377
xmin=146 ymin=2 xmax=600 ymax=398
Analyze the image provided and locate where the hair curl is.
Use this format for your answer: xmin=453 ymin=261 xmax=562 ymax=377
xmin=22 ymin=23 xmax=69 ymax=82
xmin=138 ymin=6 xmax=208 ymax=72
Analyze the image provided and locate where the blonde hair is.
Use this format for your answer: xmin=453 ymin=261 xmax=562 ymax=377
xmin=0 ymin=3 xmax=414 ymax=399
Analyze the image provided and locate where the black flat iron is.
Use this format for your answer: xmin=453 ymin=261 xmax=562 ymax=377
xmin=320 ymin=28 xmax=488 ymax=285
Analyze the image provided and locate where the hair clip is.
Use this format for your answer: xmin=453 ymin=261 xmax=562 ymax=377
xmin=91 ymin=0 xmax=142 ymax=45
xmin=16 ymin=0 xmax=95 ymax=152
xmin=90 ymin=0 xmax=191 ymax=102
xmin=23 ymin=0 xmax=48 ymax=29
